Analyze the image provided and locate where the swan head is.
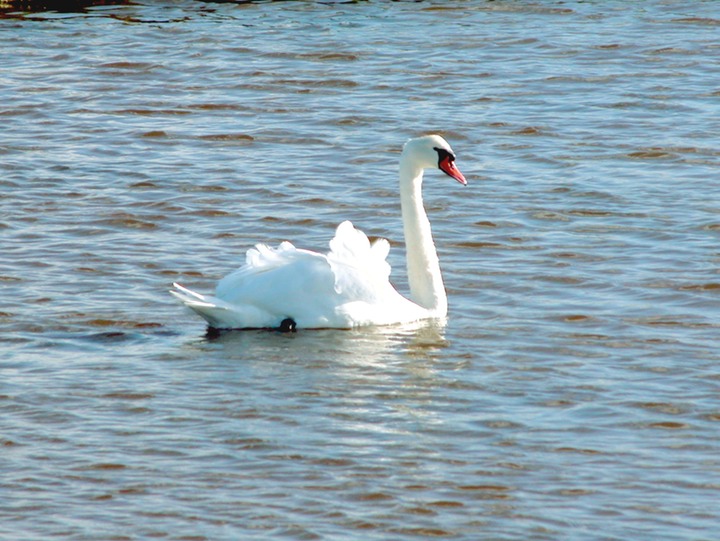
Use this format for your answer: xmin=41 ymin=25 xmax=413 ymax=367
xmin=402 ymin=135 xmax=467 ymax=185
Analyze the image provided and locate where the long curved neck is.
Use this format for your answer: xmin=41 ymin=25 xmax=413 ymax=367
xmin=399 ymin=157 xmax=447 ymax=317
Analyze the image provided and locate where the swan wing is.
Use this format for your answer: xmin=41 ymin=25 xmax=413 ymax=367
xmin=212 ymin=241 xmax=343 ymax=328
xmin=326 ymin=221 xmax=426 ymax=324
xmin=328 ymin=221 xmax=392 ymax=300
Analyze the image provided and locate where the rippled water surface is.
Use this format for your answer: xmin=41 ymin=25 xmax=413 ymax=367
xmin=2 ymin=1 xmax=719 ymax=539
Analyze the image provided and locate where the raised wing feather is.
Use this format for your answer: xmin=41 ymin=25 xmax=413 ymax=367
xmin=327 ymin=221 xmax=393 ymax=299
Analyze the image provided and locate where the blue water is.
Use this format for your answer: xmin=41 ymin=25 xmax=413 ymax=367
xmin=1 ymin=1 xmax=719 ymax=539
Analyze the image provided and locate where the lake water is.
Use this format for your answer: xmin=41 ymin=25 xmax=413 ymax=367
xmin=1 ymin=1 xmax=719 ymax=539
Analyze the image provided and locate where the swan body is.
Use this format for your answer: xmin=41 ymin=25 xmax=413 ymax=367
xmin=171 ymin=134 xmax=466 ymax=330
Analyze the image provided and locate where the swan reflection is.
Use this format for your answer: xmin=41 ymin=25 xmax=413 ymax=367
xmin=199 ymin=318 xmax=448 ymax=368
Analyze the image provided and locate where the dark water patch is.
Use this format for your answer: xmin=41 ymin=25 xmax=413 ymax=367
xmin=103 ymin=392 xmax=154 ymax=400
xmin=645 ymin=421 xmax=690 ymax=430
xmin=83 ymin=331 xmax=130 ymax=342
xmin=403 ymin=505 xmax=437 ymax=516
xmin=260 ymin=216 xmax=318 ymax=228
xmin=98 ymin=61 xmax=159 ymax=71
xmin=212 ymin=232 xmax=242 ymax=239
xmin=224 ymin=437 xmax=275 ymax=451
xmin=632 ymin=402 xmax=690 ymax=415
xmin=297 ymin=197 xmax=337 ymax=207
xmin=481 ymin=3 xmax=573 ymax=15
xmin=390 ymin=527 xmax=453 ymax=538
xmin=456 ymin=484 xmax=513 ymax=499
xmin=94 ymin=215 xmax=159 ymax=230
xmin=158 ymin=269 xmax=207 ymax=278
xmin=593 ymin=43 xmax=623 ymax=50
xmin=535 ymin=275 xmax=584 ymax=285
xmin=81 ymin=463 xmax=127 ymax=471
xmin=273 ymin=78 xmax=359 ymax=89
xmin=187 ymin=103 xmax=252 ymax=112
xmin=565 ymin=209 xmax=616 ymax=217
xmin=673 ymin=17 xmax=720 ymax=26
xmin=198 ymin=133 xmax=255 ymax=143
xmin=0 ymin=0 xmax=130 ymax=18
xmin=678 ymin=283 xmax=720 ymax=292
xmin=349 ymin=491 xmax=393 ymax=502
xmin=625 ymin=149 xmax=677 ymax=160
xmin=187 ymin=209 xmax=234 ymax=217
xmin=529 ymin=211 xmax=570 ymax=222
xmin=84 ymin=319 xmax=164 ymax=329
xmin=562 ymin=314 xmax=593 ymax=323
xmin=545 ymin=251 xmax=608 ymax=265
xmin=113 ymin=108 xmax=192 ymax=116
xmin=140 ymin=130 xmax=167 ymax=138
xmin=427 ymin=500 xmax=464 ymax=508
xmin=510 ymin=126 xmax=553 ymax=136
xmin=630 ymin=317 xmax=717 ymax=329
xmin=330 ymin=116 xmax=377 ymax=127
xmin=257 ymin=135 xmax=333 ymax=147
xmin=261 ymin=51 xmax=360 ymax=62
xmin=129 ymin=181 xmax=160 ymax=189
xmin=554 ymin=447 xmax=602 ymax=455
xmin=648 ymin=46 xmax=697 ymax=56
xmin=178 ymin=184 xmax=231 ymax=193
xmin=451 ymin=241 xmax=505 ymax=249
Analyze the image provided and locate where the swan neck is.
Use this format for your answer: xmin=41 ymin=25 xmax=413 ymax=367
xmin=399 ymin=159 xmax=447 ymax=316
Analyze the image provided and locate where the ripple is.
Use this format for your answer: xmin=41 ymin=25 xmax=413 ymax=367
xmin=389 ymin=527 xmax=453 ymax=537
xmin=140 ymin=130 xmax=168 ymax=138
xmin=102 ymin=392 xmax=155 ymax=400
xmin=626 ymin=149 xmax=677 ymax=160
xmin=673 ymin=17 xmax=720 ymax=26
xmin=198 ymin=133 xmax=255 ymax=142
xmin=678 ymin=283 xmax=720 ymax=292
xmin=94 ymin=213 xmax=159 ymax=230
xmin=84 ymin=318 xmax=164 ymax=329
xmin=646 ymin=421 xmax=690 ymax=430
xmin=81 ymin=463 xmax=128 ymax=471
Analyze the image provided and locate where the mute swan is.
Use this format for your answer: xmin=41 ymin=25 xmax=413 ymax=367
xmin=171 ymin=134 xmax=466 ymax=330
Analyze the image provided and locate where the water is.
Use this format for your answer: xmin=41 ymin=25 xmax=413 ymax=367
xmin=1 ymin=1 xmax=719 ymax=539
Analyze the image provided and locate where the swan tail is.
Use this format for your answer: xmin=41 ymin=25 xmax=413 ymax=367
xmin=170 ymin=282 xmax=209 ymax=303
xmin=170 ymin=283 xmax=234 ymax=328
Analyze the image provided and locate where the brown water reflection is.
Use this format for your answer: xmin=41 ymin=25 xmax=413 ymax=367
xmin=0 ymin=0 xmax=130 ymax=18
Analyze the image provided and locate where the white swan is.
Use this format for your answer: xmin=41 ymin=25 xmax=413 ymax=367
xmin=171 ymin=134 xmax=466 ymax=330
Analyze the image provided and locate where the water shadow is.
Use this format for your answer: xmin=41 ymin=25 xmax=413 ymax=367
xmin=0 ymin=0 xmax=131 ymax=18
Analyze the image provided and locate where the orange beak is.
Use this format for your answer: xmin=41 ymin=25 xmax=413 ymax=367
xmin=439 ymin=156 xmax=467 ymax=185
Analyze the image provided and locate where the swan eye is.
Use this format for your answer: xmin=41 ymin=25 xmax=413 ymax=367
xmin=434 ymin=147 xmax=456 ymax=165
